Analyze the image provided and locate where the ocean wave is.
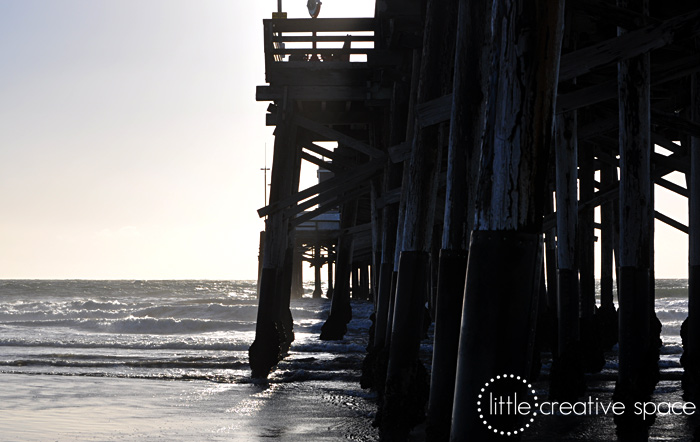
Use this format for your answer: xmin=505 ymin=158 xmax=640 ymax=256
xmin=105 ymin=316 xmax=254 ymax=334
xmin=656 ymin=310 xmax=689 ymax=322
xmin=0 ymin=358 xmax=248 ymax=370
xmin=0 ymin=338 xmax=251 ymax=351
xmin=71 ymin=299 xmax=127 ymax=310
xmin=266 ymin=368 xmax=362 ymax=383
xmin=0 ymin=368 xmax=251 ymax=383
xmin=660 ymin=344 xmax=683 ymax=355
xmin=656 ymin=287 xmax=690 ymax=298
xmin=0 ymin=299 xmax=138 ymax=319
xmin=0 ymin=301 xmax=260 ymax=325
xmin=3 ymin=316 xmax=255 ymax=335
xmin=291 ymin=341 xmax=367 ymax=353
xmin=133 ymin=303 xmax=258 ymax=322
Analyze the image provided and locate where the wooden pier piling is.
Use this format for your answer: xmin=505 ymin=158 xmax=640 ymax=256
xmin=683 ymin=66 xmax=700 ymax=402
xmin=321 ymin=197 xmax=358 ymax=340
xmin=599 ymin=161 xmax=619 ymax=352
xmin=250 ymin=111 xmax=299 ymax=378
xmin=613 ymin=1 xmax=656 ymax=434
xmin=550 ymin=109 xmax=586 ymax=401
xmin=380 ymin=0 xmax=458 ymax=435
xmin=426 ymin=0 xmax=492 ymax=439
xmin=450 ymin=1 xmax=565 ymax=439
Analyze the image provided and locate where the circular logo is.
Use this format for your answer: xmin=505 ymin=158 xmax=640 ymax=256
xmin=476 ymin=374 xmax=539 ymax=436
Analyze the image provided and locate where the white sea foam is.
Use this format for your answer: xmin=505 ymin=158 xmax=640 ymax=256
xmin=0 ymin=280 xmax=373 ymax=382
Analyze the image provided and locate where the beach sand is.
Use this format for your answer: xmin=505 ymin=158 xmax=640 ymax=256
xmin=3 ymin=374 xmax=700 ymax=440
xmin=520 ymin=379 xmax=698 ymax=442
xmin=0 ymin=373 xmax=378 ymax=442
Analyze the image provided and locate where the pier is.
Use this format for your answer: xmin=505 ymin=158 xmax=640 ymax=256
xmin=249 ymin=0 xmax=700 ymax=439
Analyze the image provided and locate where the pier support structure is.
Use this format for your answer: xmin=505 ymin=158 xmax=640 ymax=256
xmin=425 ymin=0 xmax=492 ymax=439
xmin=550 ymin=109 xmax=586 ymax=401
xmin=613 ymin=0 xmax=659 ymax=434
xmin=450 ymin=0 xmax=565 ymax=439
xmin=249 ymin=4 xmax=700 ymax=440
xmin=380 ymin=0 xmax=458 ymax=439
xmin=683 ymin=65 xmax=700 ymax=402
xmin=250 ymin=110 xmax=299 ymax=378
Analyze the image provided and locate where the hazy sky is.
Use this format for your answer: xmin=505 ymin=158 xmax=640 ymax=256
xmin=0 ymin=0 xmax=690 ymax=279
xmin=0 ymin=0 xmax=374 ymax=279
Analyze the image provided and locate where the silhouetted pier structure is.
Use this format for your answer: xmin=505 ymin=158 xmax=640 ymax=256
xmin=250 ymin=0 xmax=700 ymax=439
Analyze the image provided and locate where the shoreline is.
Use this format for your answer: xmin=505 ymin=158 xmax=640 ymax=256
xmin=0 ymin=372 xmax=379 ymax=441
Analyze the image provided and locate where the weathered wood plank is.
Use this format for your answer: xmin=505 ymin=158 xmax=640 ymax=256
xmin=272 ymin=35 xmax=375 ymax=43
xmin=268 ymin=111 xmax=382 ymax=126
xmin=302 ymin=142 xmax=349 ymax=164
xmin=559 ymin=8 xmax=700 ymax=82
xmin=257 ymin=85 xmax=390 ymax=102
xmin=652 ymin=133 xmax=684 ymax=154
xmin=292 ymin=114 xmax=386 ymax=159
xmin=653 ymin=151 xmax=690 ymax=174
xmin=290 ymin=185 xmax=369 ymax=228
xmin=299 ymin=151 xmax=343 ymax=173
xmin=257 ymin=158 xmax=383 ymax=218
xmin=388 ymin=141 xmax=411 ymax=163
xmin=375 ymin=187 xmax=402 ymax=208
xmin=652 ymin=108 xmax=700 ymax=138
xmin=543 ymin=145 xmax=692 ymax=233
xmin=344 ymin=222 xmax=373 ymax=236
xmin=655 ymin=210 xmax=688 ymax=233
xmin=579 ymin=115 xmax=619 ymax=140
xmin=282 ymin=168 xmax=374 ymax=220
xmin=271 ymin=48 xmax=373 ymax=56
xmin=415 ymin=93 xmax=452 ymax=128
xmin=574 ymin=0 xmax=659 ymax=29
xmin=657 ymin=177 xmax=688 ymax=198
xmin=558 ymin=53 xmax=700 ymax=113
xmin=263 ymin=20 xmax=275 ymax=75
xmin=266 ymin=17 xmax=376 ymax=33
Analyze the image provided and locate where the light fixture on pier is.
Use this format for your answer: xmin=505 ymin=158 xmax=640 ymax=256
xmin=307 ymin=0 xmax=321 ymax=18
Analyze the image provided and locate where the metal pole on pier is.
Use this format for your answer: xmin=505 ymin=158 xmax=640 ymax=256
xmin=262 ymin=144 xmax=270 ymax=209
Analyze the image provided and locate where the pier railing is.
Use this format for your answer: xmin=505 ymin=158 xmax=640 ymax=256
xmin=295 ymin=211 xmax=340 ymax=233
xmin=263 ymin=18 xmax=377 ymax=86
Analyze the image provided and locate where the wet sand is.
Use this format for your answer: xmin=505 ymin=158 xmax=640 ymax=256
xmin=521 ymin=379 xmax=698 ymax=441
xmin=3 ymin=373 xmax=698 ymax=440
xmin=0 ymin=373 xmax=378 ymax=441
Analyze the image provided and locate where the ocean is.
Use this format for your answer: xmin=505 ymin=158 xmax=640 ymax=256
xmin=0 ymin=280 xmax=378 ymax=441
xmin=0 ymin=279 xmax=693 ymax=440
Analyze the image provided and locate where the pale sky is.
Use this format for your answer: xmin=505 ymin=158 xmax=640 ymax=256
xmin=0 ymin=0 xmax=374 ymax=280
xmin=0 ymin=0 xmax=690 ymax=280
